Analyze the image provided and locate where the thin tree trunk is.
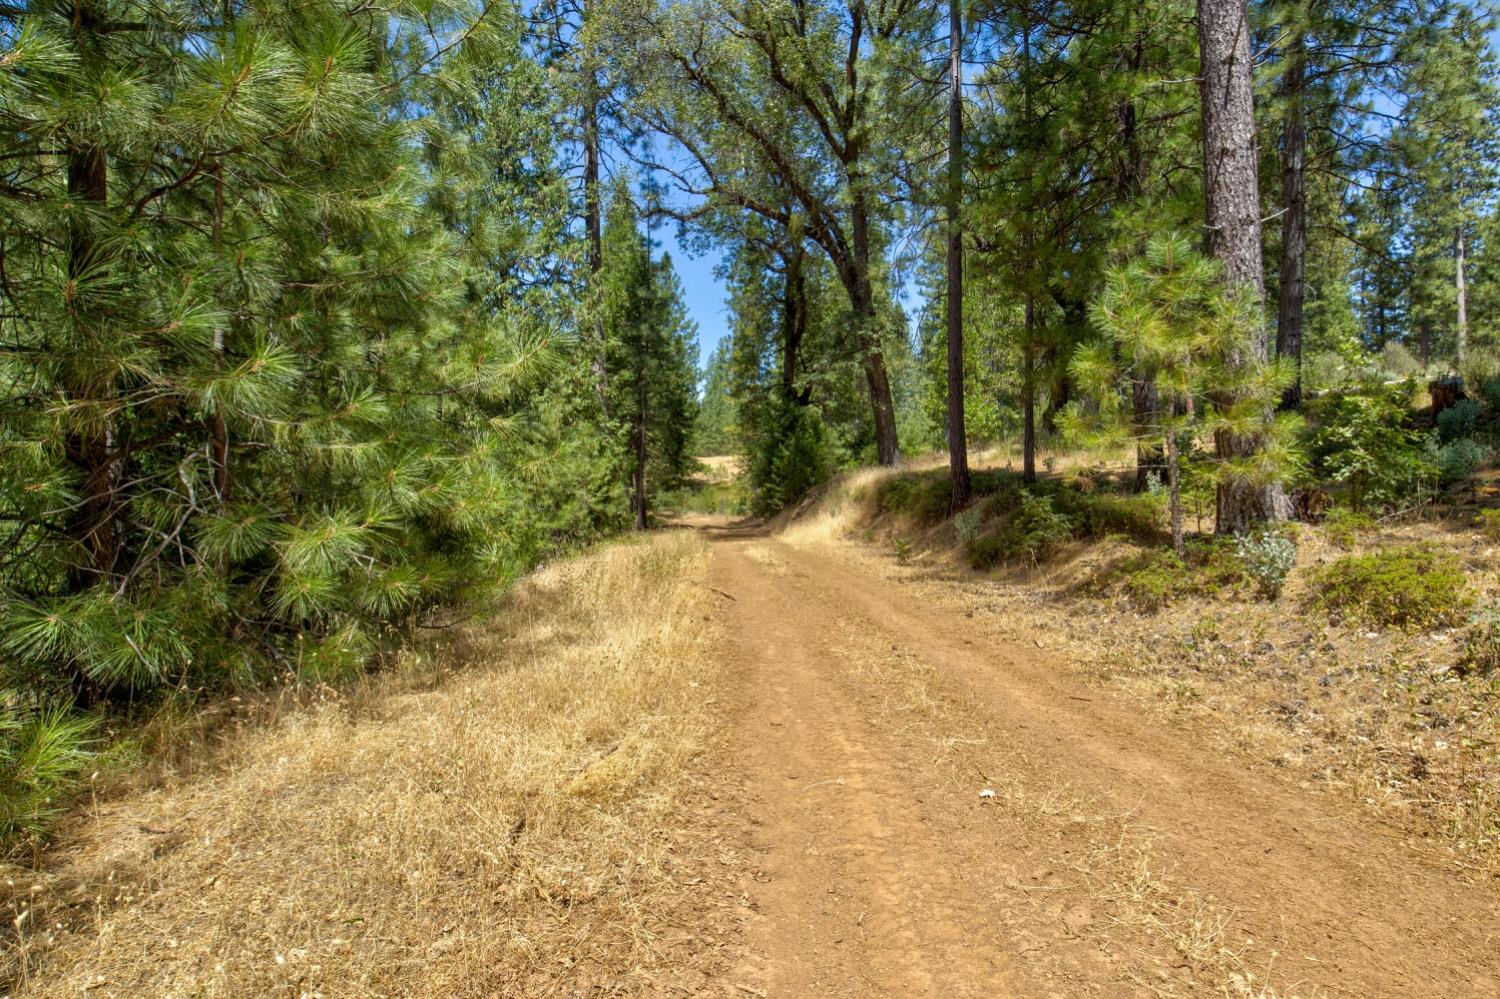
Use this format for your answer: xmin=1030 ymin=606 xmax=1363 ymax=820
xmin=633 ymin=359 xmax=647 ymax=531
xmin=1197 ymin=0 xmax=1288 ymax=533
xmin=850 ymin=191 xmax=900 ymax=466
xmin=583 ymin=70 xmax=609 ymax=420
xmin=946 ymin=0 xmax=971 ymax=508
xmin=1419 ymin=318 xmax=1432 ymax=368
xmin=210 ymin=161 xmax=230 ymax=505
xmin=1022 ymin=293 xmax=1036 ymax=484
xmin=1456 ymin=224 xmax=1468 ymax=370
xmin=1275 ymin=33 xmax=1306 ymax=410
xmin=1167 ymin=425 xmax=1184 ymax=556
xmin=781 ymin=243 xmax=808 ymax=401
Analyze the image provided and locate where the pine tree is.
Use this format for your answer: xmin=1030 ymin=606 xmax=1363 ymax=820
xmin=599 ymin=191 xmax=698 ymax=529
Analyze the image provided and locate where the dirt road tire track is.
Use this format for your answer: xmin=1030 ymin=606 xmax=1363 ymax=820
xmin=702 ymin=523 xmax=1500 ymax=998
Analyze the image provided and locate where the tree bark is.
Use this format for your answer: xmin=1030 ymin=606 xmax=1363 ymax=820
xmin=850 ymin=189 xmax=900 ymax=466
xmin=632 ymin=351 xmax=648 ymax=531
xmin=1022 ymin=293 xmax=1036 ymax=484
xmin=63 ymin=86 xmax=120 ymax=587
xmin=1197 ymin=0 xmax=1288 ymax=533
xmin=1275 ymin=33 xmax=1306 ymax=410
xmin=583 ymin=62 xmax=610 ymax=420
xmin=1456 ymin=223 xmax=1468 ymax=370
xmin=780 ymin=242 xmax=809 ymax=402
xmin=945 ymin=0 xmax=971 ymax=509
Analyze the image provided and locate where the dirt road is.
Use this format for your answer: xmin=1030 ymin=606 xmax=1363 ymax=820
xmin=701 ymin=521 xmax=1500 ymax=998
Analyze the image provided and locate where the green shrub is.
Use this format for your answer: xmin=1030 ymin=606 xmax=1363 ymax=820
xmin=1235 ymin=531 xmax=1296 ymax=599
xmin=1436 ymin=398 xmax=1483 ymax=443
xmin=1476 ymin=508 xmax=1500 ymax=541
xmin=1481 ymin=378 xmax=1500 ymax=412
xmin=1309 ymin=545 xmax=1471 ymax=631
xmin=1436 ymin=438 xmax=1488 ymax=483
xmin=1303 ymin=386 xmax=1436 ymax=511
xmin=878 ymin=473 xmax=951 ymax=522
xmin=1459 ymin=605 xmax=1500 ymax=675
xmin=953 ymin=509 xmax=982 ymax=545
xmin=1324 ymin=507 xmax=1376 ymax=549
xmin=893 ymin=537 xmax=913 ymax=564
xmin=1114 ymin=549 xmax=1189 ymax=611
xmin=1053 ymin=489 xmax=1165 ymax=540
xmin=1102 ymin=538 xmax=1251 ymax=612
xmin=0 ymin=701 xmax=95 ymax=841
xmin=968 ymin=492 xmax=1073 ymax=568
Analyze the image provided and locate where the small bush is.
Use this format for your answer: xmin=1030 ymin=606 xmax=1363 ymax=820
xmin=1459 ymin=605 xmax=1500 ymax=675
xmin=968 ymin=492 xmax=1073 ymax=568
xmin=893 ymin=537 xmax=913 ymax=564
xmin=1302 ymin=386 xmax=1436 ymax=511
xmin=1309 ymin=545 xmax=1471 ymax=631
xmin=1235 ymin=531 xmax=1296 ymax=599
xmin=1481 ymin=378 xmax=1500 ymax=412
xmin=1324 ymin=507 xmax=1376 ymax=550
xmin=1476 ymin=508 xmax=1500 ymax=541
xmin=1114 ymin=549 xmax=1189 ymax=611
xmin=1436 ymin=438 xmax=1488 ymax=483
xmin=0 ymin=701 xmax=96 ymax=842
xmin=1101 ymin=538 xmax=1249 ymax=612
xmin=953 ymin=508 xmax=982 ymax=545
xmin=878 ymin=473 xmax=950 ymax=522
xmin=1436 ymin=398 xmax=1483 ymax=443
xmin=1052 ymin=489 xmax=1164 ymax=540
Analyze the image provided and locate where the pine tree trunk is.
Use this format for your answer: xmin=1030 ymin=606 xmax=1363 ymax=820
xmin=1116 ymin=28 xmax=1163 ymax=490
xmin=1197 ymin=0 xmax=1288 ymax=533
xmin=633 ymin=357 xmax=648 ymax=531
xmin=1022 ymin=294 xmax=1036 ymax=484
xmin=210 ymin=162 xmax=231 ymax=505
xmin=1167 ymin=425 xmax=1184 ymax=556
xmin=63 ymin=88 xmax=120 ymax=588
xmin=1456 ymin=224 xmax=1468 ymax=370
xmin=850 ymin=182 xmax=900 ymax=466
xmin=583 ymin=72 xmax=610 ymax=420
xmin=945 ymin=0 xmax=971 ymax=509
xmin=781 ymin=243 xmax=808 ymax=401
xmin=1275 ymin=35 xmax=1306 ymax=410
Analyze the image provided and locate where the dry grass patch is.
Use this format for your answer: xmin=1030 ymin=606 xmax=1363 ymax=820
xmin=1 ymin=532 xmax=728 ymax=998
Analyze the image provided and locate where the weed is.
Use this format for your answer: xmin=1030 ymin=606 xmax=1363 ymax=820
xmin=1477 ymin=508 xmax=1500 ymax=541
xmin=1309 ymin=545 xmax=1472 ymax=631
xmin=953 ymin=508 xmax=982 ymax=546
xmin=1325 ymin=507 xmax=1376 ymax=550
xmin=893 ymin=537 xmax=913 ymax=564
xmin=1459 ymin=604 xmax=1500 ymax=675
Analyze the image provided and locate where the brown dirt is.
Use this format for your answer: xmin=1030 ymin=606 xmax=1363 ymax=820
xmin=697 ymin=516 xmax=1500 ymax=998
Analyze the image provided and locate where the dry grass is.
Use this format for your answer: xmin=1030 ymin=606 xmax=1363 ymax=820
xmin=0 ymin=532 xmax=725 ymax=998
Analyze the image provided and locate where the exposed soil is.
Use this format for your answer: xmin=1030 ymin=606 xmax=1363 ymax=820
xmin=697 ymin=516 xmax=1500 ymax=998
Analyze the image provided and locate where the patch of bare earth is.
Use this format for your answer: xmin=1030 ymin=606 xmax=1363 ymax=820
xmin=1 ymin=533 xmax=752 ymax=998
xmin=704 ymin=520 xmax=1498 ymax=997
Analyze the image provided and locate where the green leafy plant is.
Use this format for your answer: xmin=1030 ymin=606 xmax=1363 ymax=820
xmin=954 ymin=509 xmax=983 ymax=545
xmin=1475 ymin=508 xmax=1500 ymax=541
xmin=893 ymin=537 xmax=913 ymax=564
xmin=1302 ymin=387 xmax=1436 ymax=511
xmin=1436 ymin=398 xmax=1483 ymax=443
xmin=1459 ymin=605 xmax=1500 ymax=675
xmin=1309 ymin=545 xmax=1471 ymax=631
xmin=1324 ymin=507 xmax=1376 ymax=550
xmin=1235 ymin=531 xmax=1297 ymax=599
xmin=0 ymin=701 xmax=95 ymax=841
xmin=1436 ymin=438 xmax=1488 ymax=483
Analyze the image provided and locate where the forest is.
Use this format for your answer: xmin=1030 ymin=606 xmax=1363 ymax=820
xmin=1 ymin=1 xmax=1500 ymax=989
